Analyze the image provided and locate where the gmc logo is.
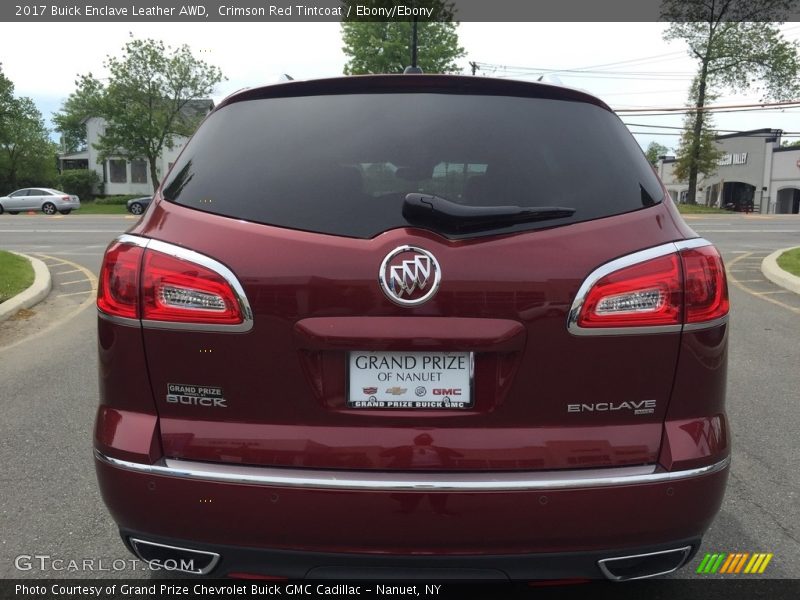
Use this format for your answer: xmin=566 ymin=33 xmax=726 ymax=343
xmin=432 ymin=388 xmax=461 ymax=396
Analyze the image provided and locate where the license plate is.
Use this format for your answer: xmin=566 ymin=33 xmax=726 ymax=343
xmin=348 ymin=351 xmax=473 ymax=409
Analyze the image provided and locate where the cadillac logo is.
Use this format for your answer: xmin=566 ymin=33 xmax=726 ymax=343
xmin=379 ymin=246 xmax=441 ymax=306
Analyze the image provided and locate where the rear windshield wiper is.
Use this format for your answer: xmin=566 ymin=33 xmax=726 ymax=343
xmin=403 ymin=193 xmax=576 ymax=234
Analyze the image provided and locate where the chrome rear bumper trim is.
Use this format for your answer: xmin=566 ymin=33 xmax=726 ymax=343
xmin=95 ymin=450 xmax=730 ymax=492
xmin=598 ymin=546 xmax=693 ymax=581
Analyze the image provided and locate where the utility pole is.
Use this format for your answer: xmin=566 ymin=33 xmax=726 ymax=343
xmin=411 ymin=15 xmax=419 ymax=68
xmin=404 ymin=3 xmax=423 ymax=74
xmin=469 ymin=61 xmax=480 ymax=76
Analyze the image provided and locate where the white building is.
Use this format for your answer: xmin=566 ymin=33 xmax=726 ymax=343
xmin=58 ymin=100 xmax=214 ymax=196
xmin=657 ymin=128 xmax=800 ymax=214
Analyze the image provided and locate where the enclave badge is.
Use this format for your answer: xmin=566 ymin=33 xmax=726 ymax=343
xmin=379 ymin=246 xmax=441 ymax=306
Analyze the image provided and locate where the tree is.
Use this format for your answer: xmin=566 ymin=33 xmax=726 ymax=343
xmin=645 ymin=141 xmax=670 ymax=165
xmin=662 ymin=0 xmax=800 ymax=204
xmin=52 ymin=74 xmax=104 ymax=154
xmin=341 ymin=2 xmax=465 ymax=74
xmin=0 ymin=65 xmax=58 ymax=191
xmin=56 ymin=37 xmax=223 ymax=191
xmin=672 ymin=77 xmax=724 ymax=195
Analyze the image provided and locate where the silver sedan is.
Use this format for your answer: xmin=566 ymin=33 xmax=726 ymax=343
xmin=0 ymin=188 xmax=81 ymax=215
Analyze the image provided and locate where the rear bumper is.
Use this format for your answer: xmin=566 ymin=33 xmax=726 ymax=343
xmin=56 ymin=198 xmax=80 ymax=210
xmin=119 ymin=529 xmax=702 ymax=580
xmin=95 ymin=450 xmax=728 ymax=579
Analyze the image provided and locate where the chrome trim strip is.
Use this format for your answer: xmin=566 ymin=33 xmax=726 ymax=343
xmin=569 ymin=324 xmax=683 ymax=337
xmin=129 ymin=538 xmax=220 ymax=575
xmin=683 ymin=314 xmax=729 ymax=332
xmin=117 ymin=233 xmax=150 ymax=249
xmin=106 ymin=234 xmax=254 ymax=333
xmin=598 ymin=546 xmax=692 ymax=581
xmin=674 ymin=238 xmax=712 ymax=252
xmin=567 ymin=238 xmax=716 ymax=337
xmin=95 ymin=450 xmax=730 ymax=492
xmin=97 ymin=310 xmax=140 ymax=328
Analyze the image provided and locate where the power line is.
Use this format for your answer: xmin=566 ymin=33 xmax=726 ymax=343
xmin=614 ymin=99 xmax=800 ymax=114
xmin=628 ymin=131 xmax=800 ymax=138
xmin=623 ymin=122 xmax=800 ymax=135
xmin=566 ymin=51 xmax=688 ymax=71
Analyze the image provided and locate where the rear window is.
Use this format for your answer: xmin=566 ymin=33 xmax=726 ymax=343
xmin=163 ymin=92 xmax=662 ymax=239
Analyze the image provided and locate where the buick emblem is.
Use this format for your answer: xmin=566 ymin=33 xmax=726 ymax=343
xmin=379 ymin=246 xmax=441 ymax=307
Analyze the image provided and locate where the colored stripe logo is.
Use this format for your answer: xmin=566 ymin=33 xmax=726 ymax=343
xmin=696 ymin=552 xmax=773 ymax=574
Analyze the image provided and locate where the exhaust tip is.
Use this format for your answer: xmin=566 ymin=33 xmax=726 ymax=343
xmin=129 ymin=538 xmax=220 ymax=575
xmin=598 ymin=546 xmax=692 ymax=581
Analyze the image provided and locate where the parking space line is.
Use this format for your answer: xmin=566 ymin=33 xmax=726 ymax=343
xmin=56 ymin=291 xmax=94 ymax=298
xmin=0 ymin=255 xmax=99 ymax=354
xmin=54 ymin=269 xmax=81 ymax=275
xmin=35 ymin=253 xmax=98 ymax=294
xmin=59 ymin=279 xmax=91 ymax=286
xmin=726 ymin=253 xmax=800 ymax=315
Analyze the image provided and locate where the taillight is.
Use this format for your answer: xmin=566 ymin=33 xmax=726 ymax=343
xmin=578 ymin=254 xmax=682 ymax=328
xmin=97 ymin=241 xmax=143 ymax=319
xmin=681 ymin=245 xmax=729 ymax=323
xmin=141 ymin=250 xmax=242 ymax=324
xmin=97 ymin=236 xmax=250 ymax=329
xmin=570 ymin=239 xmax=728 ymax=334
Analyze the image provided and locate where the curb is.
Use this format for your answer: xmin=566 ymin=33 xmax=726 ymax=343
xmin=761 ymin=247 xmax=800 ymax=295
xmin=0 ymin=252 xmax=52 ymax=323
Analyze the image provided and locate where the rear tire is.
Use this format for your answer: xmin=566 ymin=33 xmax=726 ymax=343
xmin=9 ymin=211 xmax=19 ymax=215
xmin=0 ymin=204 xmax=4 ymax=215
xmin=58 ymin=209 xmax=72 ymax=215
xmin=129 ymin=203 xmax=144 ymax=215
xmin=42 ymin=202 xmax=56 ymax=215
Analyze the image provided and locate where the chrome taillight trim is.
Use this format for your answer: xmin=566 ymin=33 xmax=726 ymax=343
xmin=98 ymin=234 xmax=253 ymax=333
xmin=95 ymin=450 xmax=730 ymax=492
xmin=97 ymin=312 xmax=140 ymax=327
xmin=683 ymin=314 xmax=730 ymax=332
xmin=567 ymin=237 xmax=721 ymax=336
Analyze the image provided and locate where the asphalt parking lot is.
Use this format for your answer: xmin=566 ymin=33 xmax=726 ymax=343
xmin=0 ymin=212 xmax=798 ymax=586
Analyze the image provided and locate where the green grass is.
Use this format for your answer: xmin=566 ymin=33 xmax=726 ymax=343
xmin=76 ymin=201 xmax=129 ymax=214
xmin=0 ymin=250 xmax=35 ymax=303
xmin=94 ymin=194 xmax=144 ymax=205
xmin=676 ymin=203 xmax=730 ymax=214
xmin=777 ymin=247 xmax=800 ymax=277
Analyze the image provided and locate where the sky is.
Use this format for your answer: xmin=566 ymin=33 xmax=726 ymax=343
xmin=2 ymin=21 xmax=800 ymax=152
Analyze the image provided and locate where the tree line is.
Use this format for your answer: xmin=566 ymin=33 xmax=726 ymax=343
xmin=0 ymin=66 xmax=58 ymax=193
xmin=4 ymin=3 xmax=799 ymax=201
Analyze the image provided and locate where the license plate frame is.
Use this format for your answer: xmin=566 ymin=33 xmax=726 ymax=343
xmin=347 ymin=351 xmax=474 ymax=410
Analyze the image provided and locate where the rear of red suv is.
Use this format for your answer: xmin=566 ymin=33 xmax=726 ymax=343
xmin=94 ymin=75 xmax=729 ymax=580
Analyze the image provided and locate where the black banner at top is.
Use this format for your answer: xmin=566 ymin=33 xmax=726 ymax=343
xmin=3 ymin=0 xmax=800 ymax=22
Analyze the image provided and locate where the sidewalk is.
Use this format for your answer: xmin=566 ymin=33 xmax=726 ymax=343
xmin=0 ymin=252 xmax=51 ymax=323
xmin=761 ymin=247 xmax=800 ymax=295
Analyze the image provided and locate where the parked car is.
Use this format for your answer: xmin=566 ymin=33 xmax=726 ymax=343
xmin=94 ymin=75 xmax=730 ymax=580
xmin=0 ymin=188 xmax=80 ymax=215
xmin=126 ymin=196 xmax=152 ymax=215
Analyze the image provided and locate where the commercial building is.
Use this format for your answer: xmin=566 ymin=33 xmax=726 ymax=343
xmin=657 ymin=129 xmax=800 ymax=214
